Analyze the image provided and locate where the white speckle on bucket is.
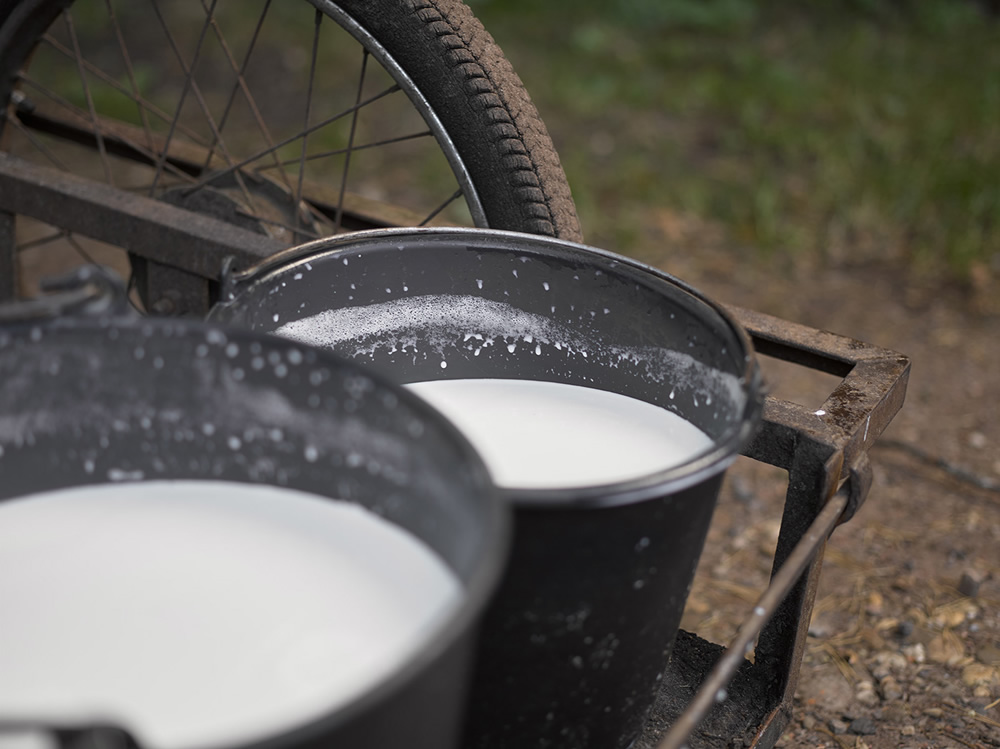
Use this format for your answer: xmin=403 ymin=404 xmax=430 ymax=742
xmin=107 ymin=468 xmax=144 ymax=482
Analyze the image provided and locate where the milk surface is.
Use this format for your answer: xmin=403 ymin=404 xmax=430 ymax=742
xmin=0 ymin=481 xmax=460 ymax=749
xmin=407 ymin=379 xmax=713 ymax=489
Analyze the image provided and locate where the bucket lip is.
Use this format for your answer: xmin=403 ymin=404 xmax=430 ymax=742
xmin=216 ymin=226 xmax=765 ymax=510
xmin=0 ymin=313 xmax=511 ymax=749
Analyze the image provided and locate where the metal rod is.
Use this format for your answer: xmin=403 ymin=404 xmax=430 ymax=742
xmin=655 ymin=489 xmax=849 ymax=749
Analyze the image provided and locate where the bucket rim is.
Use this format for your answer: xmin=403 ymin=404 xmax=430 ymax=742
xmin=214 ymin=226 xmax=765 ymax=510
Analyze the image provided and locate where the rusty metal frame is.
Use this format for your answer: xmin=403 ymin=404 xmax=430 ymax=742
xmin=0 ymin=153 xmax=911 ymax=746
xmin=0 ymin=153 xmax=283 ymax=314
xmin=643 ymin=306 xmax=910 ymax=749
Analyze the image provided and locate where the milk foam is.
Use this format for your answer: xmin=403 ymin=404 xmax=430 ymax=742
xmin=0 ymin=481 xmax=460 ymax=749
xmin=407 ymin=379 xmax=714 ymax=489
xmin=273 ymin=295 xmax=744 ymax=416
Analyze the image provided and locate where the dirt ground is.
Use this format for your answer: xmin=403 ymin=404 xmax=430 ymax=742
xmin=638 ymin=216 xmax=1000 ymax=749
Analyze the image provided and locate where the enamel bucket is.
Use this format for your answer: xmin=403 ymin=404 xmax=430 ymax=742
xmin=0 ymin=279 xmax=507 ymax=749
xmin=210 ymin=228 xmax=763 ymax=749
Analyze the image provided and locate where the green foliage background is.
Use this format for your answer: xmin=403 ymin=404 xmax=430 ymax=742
xmin=472 ymin=0 xmax=1000 ymax=280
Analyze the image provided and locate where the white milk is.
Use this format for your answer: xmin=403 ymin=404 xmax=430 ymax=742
xmin=407 ymin=379 xmax=713 ymax=489
xmin=0 ymin=481 xmax=460 ymax=749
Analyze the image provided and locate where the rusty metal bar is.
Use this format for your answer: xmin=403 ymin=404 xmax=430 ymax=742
xmin=655 ymin=488 xmax=849 ymax=749
xmin=644 ymin=306 xmax=909 ymax=749
xmin=0 ymin=153 xmax=283 ymax=279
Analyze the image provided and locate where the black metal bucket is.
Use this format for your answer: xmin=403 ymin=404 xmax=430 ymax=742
xmin=210 ymin=228 xmax=764 ymax=749
xmin=0 ymin=283 xmax=508 ymax=749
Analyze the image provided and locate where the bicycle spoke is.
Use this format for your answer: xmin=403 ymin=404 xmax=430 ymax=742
xmin=16 ymin=228 xmax=69 ymax=254
xmin=418 ymin=188 xmax=463 ymax=227
xmin=105 ymin=0 xmax=154 ymax=154
xmin=255 ymin=130 xmax=434 ymax=171
xmin=296 ymin=8 xmax=322 ymax=234
xmin=17 ymin=75 xmax=199 ymax=185
xmin=8 ymin=116 xmax=70 ymax=172
xmin=65 ymin=232 xmax=99 ymax=266
xmin=197 ymin=0 xmax=294 ymax=196
xmin=39 ymin=34 xmax=211 ymax=149
xmin=183 ymin=82 xmax=402 ymax=195
xmin=234 ymin=210 xmax=323 ymax=241
xmin=63 ymin=10 xmax=113 ymax=186
xmin=147 ymin=0 xmax=217 ymax=196
xmin=334 ymin=48 xmax=369 ymax=234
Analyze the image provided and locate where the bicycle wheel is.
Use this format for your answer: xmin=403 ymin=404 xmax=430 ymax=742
xmin=0 ymin=0 xmax=581 ymax=311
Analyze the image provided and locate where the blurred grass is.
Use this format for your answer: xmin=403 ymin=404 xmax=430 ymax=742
xmin=473 ymin=0 xmax=1000 ymax=281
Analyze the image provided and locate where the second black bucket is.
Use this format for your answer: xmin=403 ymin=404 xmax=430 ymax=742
xmin=211 ymin=228 xmax=764 ymax=749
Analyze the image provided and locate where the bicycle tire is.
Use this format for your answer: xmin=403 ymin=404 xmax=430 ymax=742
xmin=331 ymin=0 xmax=581 ymax=240
xmin=0 ymin=0 xmax=581 ymax=302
